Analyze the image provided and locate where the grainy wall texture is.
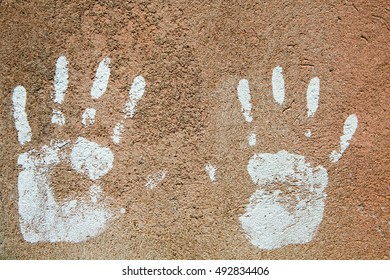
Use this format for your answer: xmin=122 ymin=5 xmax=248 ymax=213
xmin=0 ymin=0 xmax=389 ymax=259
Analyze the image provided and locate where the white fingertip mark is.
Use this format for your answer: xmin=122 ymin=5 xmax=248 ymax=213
xmin=12 ymin=86 xmax=32 ymax=145
xmin=305 ymin=129 xmax=312 ymax=138
xmin=112 ymin=122 xmax=124 ymax=145
xmin=242 ymin=150 xmax=328 ymax=250
xmin=205 ymin=163 xmax=217 ymax=182
xmin=272 ymin=66 xmax=285 ymax=105
xmin=17 ymin=140 xmax=116 ymax=243
xmin=90 ymin=57 xmax=110 ymax=99
xmin=53 ymin=56 xmax=69 ymax=104
xmin=51 ymin=109 xmax=65 ymax=126
xmin=307 ymin=77 xmax=320 ymax=117
xmin=124 ymin=76 xmax=146 ymax=118
xmin=237 ymin=79 xmax=253 ymax=123
xmin=248 ymin=132 xmax=257 ymax=146
xmin=330 ymin=114 xmax=358 ymax=162
xmin=145 ymin=170 xmax=167 ymax=190
xmin=82 ymin=108 xmax=96 ymax=126
xmin=70 ymin=137 xmax=114 ymax=180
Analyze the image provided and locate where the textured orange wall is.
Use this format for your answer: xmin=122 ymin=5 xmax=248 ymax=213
xmin=0 ymin=0 xmax=388 ymax=259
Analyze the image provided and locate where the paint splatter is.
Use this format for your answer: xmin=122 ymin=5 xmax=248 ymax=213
xmin=205 ymin=163 xmax=217 ymax=182
xmin=145 ymin=170 xmax=167 ymax=190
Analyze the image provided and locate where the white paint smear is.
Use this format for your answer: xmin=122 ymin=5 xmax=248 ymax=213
xmin=241 ymin=150 xmax=328 ymax=250
xmin=307 ymin=77 xmax=320 ymax=117
xmin=112 ymin=121 xmax=124 ymax=145
xmin=272 ymin=66 xmax=285 ymax=105
xmin=330 ymin=114 xmax=358 ymax=162
xmin=17 ymin=139 xmax=118 ymax=243
xmin=12 ymin=86 xmax=32 ymax=145
xmin=304 ymin=129 xmax=312 ymax=138
xmin=124 ymin=76 xmax=146 ymax=118
xmin=70 ymin=137 xmax=114 ymax=180
xmin=145 ymin=170 xmax=167 ymax=190
xmin=237 ymin=79 xmax=253 ymax=123
xmin=53 ymin=56 xmax=69 ymax=104
xmin=90 ymin=57 xmax=110 ymax=99
xmin=51 ymin=109 xmax=65 ymax=126
xmin=248 ymin=132 xmax=257 ymax=146
xmin=205 ymin=163 xmax=217 ymax=182
xmin=82 ymin=108 xmax=96 ymax=126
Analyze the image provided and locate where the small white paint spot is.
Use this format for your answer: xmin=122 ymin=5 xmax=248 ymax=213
xmin=145 ymin=170 xmax=167 ymax=190
xmin=330 ymin=114 xmax=358 ymax=162
xmin=112 ymin=121 xmax=124 ymax=145
xmin=241 ymin=150 xmax=328 ymax=250
xmin=120 ymin=208 xmax=126 ymax=214
xmin=248 ymin=132 xmax=257 ymax=146
xmin=12 ymin=86 xmax=32 ymax=145
xmin=53 ymin=56 xmax=69 ymax=104
xmin=82 ymin=108 xmax=96 ymax=126
xmin=307 ymin=77 xmax=320 ymax=117
xmin=124 ymin=76 xmax=146 ymax=118
xmin=304 ymin=129 xmax=312 ymax=138
xmin=205 ymin=163 xmax=217 ymax=182
xmin=51 ymin=109 xmax=65 ymax=126
xmin=70 ymin=137 xmax=114 ymax=180
xmin=237 ymin=79 xmax=253 ymax=123
xmin=90 ymin=57 xmax=110 ymax=99
xmin=272 ymin=66 xmax=285 ymax=105
xmin=17 ymin=139 xmax=116 ymax=243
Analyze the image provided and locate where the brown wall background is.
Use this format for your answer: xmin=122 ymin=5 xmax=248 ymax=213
xmin=0 ymin=0 xmax=388 ymax=259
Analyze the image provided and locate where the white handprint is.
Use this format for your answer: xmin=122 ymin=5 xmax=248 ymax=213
xmin=206 ymin=67 xmax=358 ymax=250
xmin=12 ymin=56 xmax=146 ymax=243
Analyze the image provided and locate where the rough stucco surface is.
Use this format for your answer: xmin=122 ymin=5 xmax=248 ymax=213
xmin=0 ymin=0 xmax=388 ymax=259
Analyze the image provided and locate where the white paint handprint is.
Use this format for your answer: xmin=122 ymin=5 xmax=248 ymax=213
xmin=12 ymin=56 xmax=146 ymax=243
xmin=207 ymin=67 xmax=358 ymax=250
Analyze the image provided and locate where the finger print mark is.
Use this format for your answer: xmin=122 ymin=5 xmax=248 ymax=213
xmin=51 ymin=56 xmax=69 ymax=126
xmin=272 ymin=66 xmax=285 ymax=106
xmin=205 ymin=163 xmax=217 ymax=182
xmin=307 ymin=77 xmax=320 ymax=118
xmin=237 ymin=79 xmax=253 ymax=123
xmin=145 ymin=170 xmax=167 ymax=190
xmin=90 ymin=57 xmax=110 ymax=100
xmin=12 ymin=86 xmax=31 ymax=145
xmin=330 ymin=114 xmax=358 ymax=162
xmin=112 ymin=76 xmax=146 ymax=145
